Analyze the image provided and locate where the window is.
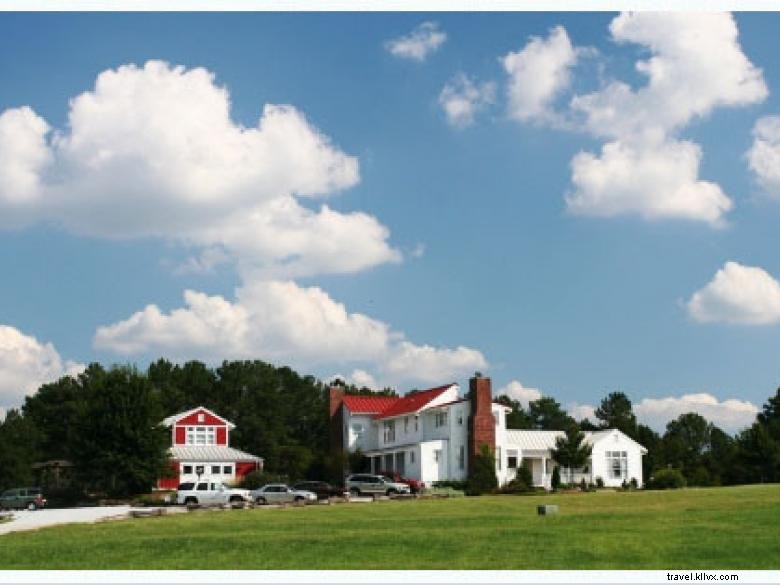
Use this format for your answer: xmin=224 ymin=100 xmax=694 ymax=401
xmin=211 ymin=465 xmax=220 ymax=475
xmin=383 ymin=420 xmax=396 ymax=443
xmin=507 ymin=450 xmax=518 ymax=470
xmin=458 ymin=446 xmax=465 ymax=470
xmin=414 ymin=416 xmax=419 ymax=432
xmin=434 ymin=411 xmax=448 ymax=428
xmin=182 ymin=465 xmax=193 ymax=474
xmin=195 ymin=465 xmax=205 ymax=476
xmin=186 ymin=426 xmax=215 ymax=445
xmin=410 ymin=450 xmax=415 ymax=464
xmin=496 ymin=447 xmax=502 ymax=470
xmin=196 ymin=482 xmax=208 ymax=491
xmin=197 ymin=413 xmax=205 ymax=423
xmin=178 ymin=482 xmax=194 ymax=491
xmin=433 ymin=449 xmax=441 ymax=463
xmin=223 ymin=466 xmax=232 ymax=475
xmin=404 ymin=417 xmax=409 ymax=433
xmin=606 ymin=451 xmax=628 ymax=480
xmin=457 ymin=412 xmax=464 ymax=425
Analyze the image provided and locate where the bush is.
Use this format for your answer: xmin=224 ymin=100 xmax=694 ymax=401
xmin=595 ymin=476 xmax=604 ymax=488
xmin=465 ymin=444 xmax=498 ymax=496
xmin=579 ymin=478 xmax=588 ymax=492
xmin=240 ymin=470 xmax=289 ymax=490
xmin=648 ymin=468 xmax=687 ymax=490
xmin=432 ymin=480 xmax=468 ymax=491
xmin=551 ymin=466 xmax=561 ymax=491
xmin=629 ymin=477 xmax=638 ymax=489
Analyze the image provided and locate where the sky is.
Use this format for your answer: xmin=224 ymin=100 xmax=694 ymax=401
xmin=1 ymin=12 xmax=779 ymax=433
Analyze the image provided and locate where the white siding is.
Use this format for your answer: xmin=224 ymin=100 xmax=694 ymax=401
xmin=589 ymin=430 xmax=645 ymax=487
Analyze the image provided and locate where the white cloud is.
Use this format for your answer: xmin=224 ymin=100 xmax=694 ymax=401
xmin=687 ymin=261 xmax=780 ymax=325
xmin=568 ymin=402 xmax=597 ymax=422
xmin=496 ymin=379 xmax=542 ymax=407
xmin=566 ymin=13 xmax=767 ymax=225
xmin=95 ymin=280 xmax=487 ymax=388
xmin=747 ymin=115 xmax=780 ymax=197
xmin=439 ymin=73 xmax=496 ymax=128
xmin=0 ymin=325 xmax=85 ymax=412
xmin=502 ymin=26 xmax=581 ymax=125
xmin=385 ymin=22 xmax=447 ymax=62
xmin=635 ymin=393 xmax=758 ymax=433
xmin=0 ymin=61 xmax=400 ymax=278
xmin=567 ymin=138 xmax=733 ymax=225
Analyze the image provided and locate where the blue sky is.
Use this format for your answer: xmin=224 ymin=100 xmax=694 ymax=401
xmin=1 ymin=12 xmax=779 ymax=432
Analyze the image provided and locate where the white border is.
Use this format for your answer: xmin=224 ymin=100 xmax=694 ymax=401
xmin=1 ymin=0 xmax=780 ymax=11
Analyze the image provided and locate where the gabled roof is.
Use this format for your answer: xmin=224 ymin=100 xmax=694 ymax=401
xmin=342 ymin=395 xmax=400 ymax=414
xmin=161 ymin=406 xmax=236 ymax=430
xmin=373 ymin=384 xmax=455 ymax=420
xmin=341 ymin=384 xmax=457 ymax=419
xmin=505 ymin=428 xmax=647 ymax=453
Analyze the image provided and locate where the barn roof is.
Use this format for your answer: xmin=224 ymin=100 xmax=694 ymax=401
xmin=169 ymin=445 xmax=263 ymax=462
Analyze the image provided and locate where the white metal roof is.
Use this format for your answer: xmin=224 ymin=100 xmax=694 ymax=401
xmin=505 ymin=429 xmax=647 ymax=453
xmin=169 ymin=445 xmax=263 ymax=462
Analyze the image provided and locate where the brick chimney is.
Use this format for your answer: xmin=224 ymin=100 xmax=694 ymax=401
xmin=329 ymin=386 xmax=345 ymax=452
xmin=467 ymin=372 xmax=495 ymax=458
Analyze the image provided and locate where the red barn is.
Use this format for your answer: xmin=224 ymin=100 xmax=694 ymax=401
xmin=157 ymin=406 xmax=263 ymax=489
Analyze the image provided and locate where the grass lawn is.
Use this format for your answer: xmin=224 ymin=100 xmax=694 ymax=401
xmin=1 ymin=484 xmax=779 ymax=569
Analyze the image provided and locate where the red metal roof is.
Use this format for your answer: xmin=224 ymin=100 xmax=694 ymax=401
xmin=342 ymin=395 xmax=400 ymax=414
xmin=373 ymin=384 xmax=454 ymax=420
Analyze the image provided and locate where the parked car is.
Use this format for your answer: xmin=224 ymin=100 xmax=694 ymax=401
xmin=345 ymin=474 xmax=411 ymax=496
xmin=0 ymin=487 xmax=47 ymax=511
xmin=251 ymin=484 xmax=317 ymax=505
xmin=292 ymin=481 xmax=348 ymax=500
xmin=176 ymin=480 xmax=251 ymax=506
xmin=378 ymin=471 xmax=425 ymax=494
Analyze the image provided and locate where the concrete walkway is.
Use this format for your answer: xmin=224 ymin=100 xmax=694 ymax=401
xmin=0 ymin=506 xmax=133 ymax=535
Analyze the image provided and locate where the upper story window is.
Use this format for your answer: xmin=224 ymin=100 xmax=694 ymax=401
xmin=434 ymin=411 xmax=448 ymax=428
xmin=186 ymin=426 xmax=216 ymax=445
xmin=351 ymin=423 xmax=364 ymax=436
xmin=414 ymin=416 xmax=419 ymax=432
xmin=383 ymin=420 xmax=396 ymax=443
xmin=457 ymin=411 xmax=464 ymax=425
xmin=404 ymin=417 xmax=409 ymax=433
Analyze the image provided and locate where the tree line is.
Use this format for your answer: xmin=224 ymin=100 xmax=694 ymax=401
xmin=1 ymin=357 xmax=779 ymax=496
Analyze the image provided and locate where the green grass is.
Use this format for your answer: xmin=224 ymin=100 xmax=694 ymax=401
xmin=1 ymin=484 xmax=779 ymax=569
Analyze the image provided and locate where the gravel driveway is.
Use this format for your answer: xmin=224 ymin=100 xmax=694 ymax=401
xmin=0 ymin=506 xmax=133 ymax=535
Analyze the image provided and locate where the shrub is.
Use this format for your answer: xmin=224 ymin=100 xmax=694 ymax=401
xmin=465 ymin=444 xmax=498 ymax=496
xmin=432 ymin=480 xmax=468 ymax=491
xmin=648 ymin=468 xmax=687 ymax=490
xmin=579 ymin=478 xmax=588 ymax=492
xmin=595 ymin=476 xmax=604 ymax=488
xmin=551 ymin=466 xmax=561 ymax=491
xmin=516 ymin=464 xmax=533 ymax=488
xmin=629 ymin=477 xmax=638 ymax=489
xmin=240 ymin=470 xmax=289 ymax=490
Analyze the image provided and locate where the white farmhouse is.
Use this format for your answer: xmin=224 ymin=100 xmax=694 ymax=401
xmin=330 ymin=373 xmax=646 ymax=489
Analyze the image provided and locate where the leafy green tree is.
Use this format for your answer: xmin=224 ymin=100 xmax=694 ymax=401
xmin=0 ymin=409 xmax=40 ymax=490
xmin=69 ymin=364 xmax=170 ymax=496
xmin=551 ymin=465 xmax=561 ymax=490
xmin=736 ymin=422 xmax=780 ymax=483
xmin=595 ymin=391 xmax=638 ymax=437
xmin=528 ymin=397 xmax=576 ymax=431
xmin=22 ymin=375 xmax=82 ymax=461
xmin=494 ymin=395 xmax=534 ymax=429
xmin=466 ymin=444 xmax=498 ymax=495
xmin=636 ymin=423 xmax=662 ymax=483
xmin=551 ymin=426 xmax=592 ymax=484
xmin=662 ymin=413 xmax=713 ymax=484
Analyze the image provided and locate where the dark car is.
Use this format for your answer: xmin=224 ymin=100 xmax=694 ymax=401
xmin=292 ymin=481 xmax=348 ymax=500
xmin=0 ymin=487 xmax=47 ymax=511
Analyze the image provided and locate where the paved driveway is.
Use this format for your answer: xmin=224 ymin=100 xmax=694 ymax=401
xmin=0 ymin=506 xmax=132 ymax=535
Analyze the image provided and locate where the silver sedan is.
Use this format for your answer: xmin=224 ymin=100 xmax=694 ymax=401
xmin=250 ymin=484 xmax=317 ymax=505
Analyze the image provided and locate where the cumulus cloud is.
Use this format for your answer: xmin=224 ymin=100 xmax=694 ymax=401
xmin=568 ymin=402 xmax=597 ymax=422
xmin=439 ymin=73 xmax=496 ymax=128
xmin=0 ymin=61 xmax=400 ymax=278
xmin=687 ymin=261 xmax=780 ymax=325
xmin=496 ymin=379 xmax=543 ymax=406
xmin=747 ymin=115 xmax=780 ymax=197
xmin=502 ymin=26 xmax=581 ymax=125
xmin=565 ymin=13 xmax=767 ymax=225
xmin=635 ymin=393 xmax=758 ymax=433
xmin=95 ymin=280 xmax=487 ymax=388
xmin=0 ymin=325 xmax=84 ymax=412
xmin=385 ymin=22 xmax=447 ymax=62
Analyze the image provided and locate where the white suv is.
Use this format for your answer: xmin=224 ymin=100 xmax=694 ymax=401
xmin=177 ymin=479 xmax=251 ymax=506
xmin=345 ymin=474 xmax=411 ymax=496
